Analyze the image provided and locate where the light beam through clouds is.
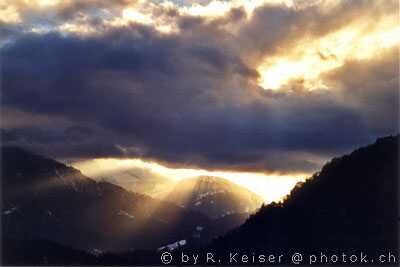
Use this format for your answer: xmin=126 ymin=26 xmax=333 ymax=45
xmin=72 ymin=158 xmax=308 ymax=203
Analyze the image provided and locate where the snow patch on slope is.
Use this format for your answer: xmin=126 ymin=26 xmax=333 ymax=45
xmin=158 ymin=240 xmax=187 ymax=251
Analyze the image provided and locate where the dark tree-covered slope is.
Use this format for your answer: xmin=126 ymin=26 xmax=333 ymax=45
xmin=211 ymin=136 xmax=399 ymax=253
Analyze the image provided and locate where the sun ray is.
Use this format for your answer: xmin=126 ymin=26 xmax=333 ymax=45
xmin=72 ymin=158 xmax=308 ymax=203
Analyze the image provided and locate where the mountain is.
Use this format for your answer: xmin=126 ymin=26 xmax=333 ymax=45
xmin=165 ymin=176 xmax=263 ymax=219
xmin=73 ymin=162 xmax=175 ymax=199
xmin=1 ymin=147 xmax=236 ymax=254
xmin=99 ymin=170 xmax=174 ymax=198
xmin=211 ymin=136 xmax=399 ymax=253
xmin=4 ymin=136 xmax=397 ymax=265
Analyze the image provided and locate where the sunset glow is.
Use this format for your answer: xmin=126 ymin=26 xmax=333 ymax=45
xmin=73 ymin=158 xmax=308 ymax=203
xmin=34 ymin=0 xmax=60 ymax=7
xmin=258 ymin=19 xmax=400 ymax=90
xmin=122 ymin=8 xmax=154 ymax=25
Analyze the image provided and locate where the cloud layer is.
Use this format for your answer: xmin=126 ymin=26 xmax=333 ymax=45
xmin=1 ymin=0 xmax=399 ymax=174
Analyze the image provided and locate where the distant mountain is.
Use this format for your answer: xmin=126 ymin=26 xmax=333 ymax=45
xmin=165 ymin=176 xmax=263 ymax=219
xmin=211 ymin=136 xmax=399 ymax=253
xmin=1 ymin=147 xmax=240 ymax=255
xmin=81 ymin=166 xmax=175 ymax=199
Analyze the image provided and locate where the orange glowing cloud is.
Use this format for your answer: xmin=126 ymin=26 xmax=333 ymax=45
xmin=257 ymin=17 xmax=400 ymax=90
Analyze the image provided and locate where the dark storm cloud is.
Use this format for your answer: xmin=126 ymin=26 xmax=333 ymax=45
xmin=324 ymin=49 xmax=399 ymax=135
xmin=1 ymin=29 xmax=388 ymax=173
xmin=1 ymin=0 xmax=398 ymax=173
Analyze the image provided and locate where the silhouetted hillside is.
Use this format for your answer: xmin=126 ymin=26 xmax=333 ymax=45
xmin=2 ymin=136 xmax=399 ymax=265
xmin=1 ymin=147 xmax=239 ymax=255
xmin=2 ymin=239 xmax=99 ymax=266
xmin=166 ymin=176 xmax=263 ymax=218
xmin=211 ymin=136 xmax=399 ymax=253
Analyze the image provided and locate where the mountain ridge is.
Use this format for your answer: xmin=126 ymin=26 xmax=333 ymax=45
xmin=210 ymin=135 xmax=399 ymax=252
xmin=1 ymin=146 xmax=238 ymax=252
xmin=165 ymin=175 xmax=264 ymax=219
xmin=2 ymin=135 xmax=399 ymax=265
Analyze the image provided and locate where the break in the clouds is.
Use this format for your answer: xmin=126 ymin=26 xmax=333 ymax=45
xmin=1 ymin=0 xmax=399 ymax=174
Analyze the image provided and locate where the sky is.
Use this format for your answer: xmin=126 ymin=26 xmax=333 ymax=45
xmin=1 ymin=0 xmax=399 ymax=201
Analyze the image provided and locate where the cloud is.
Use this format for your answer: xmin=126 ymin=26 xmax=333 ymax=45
xmin=1 ymin=0 xmax=398 ymax=174
xmin=324 ymin=48 xmax=399 ymax=135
